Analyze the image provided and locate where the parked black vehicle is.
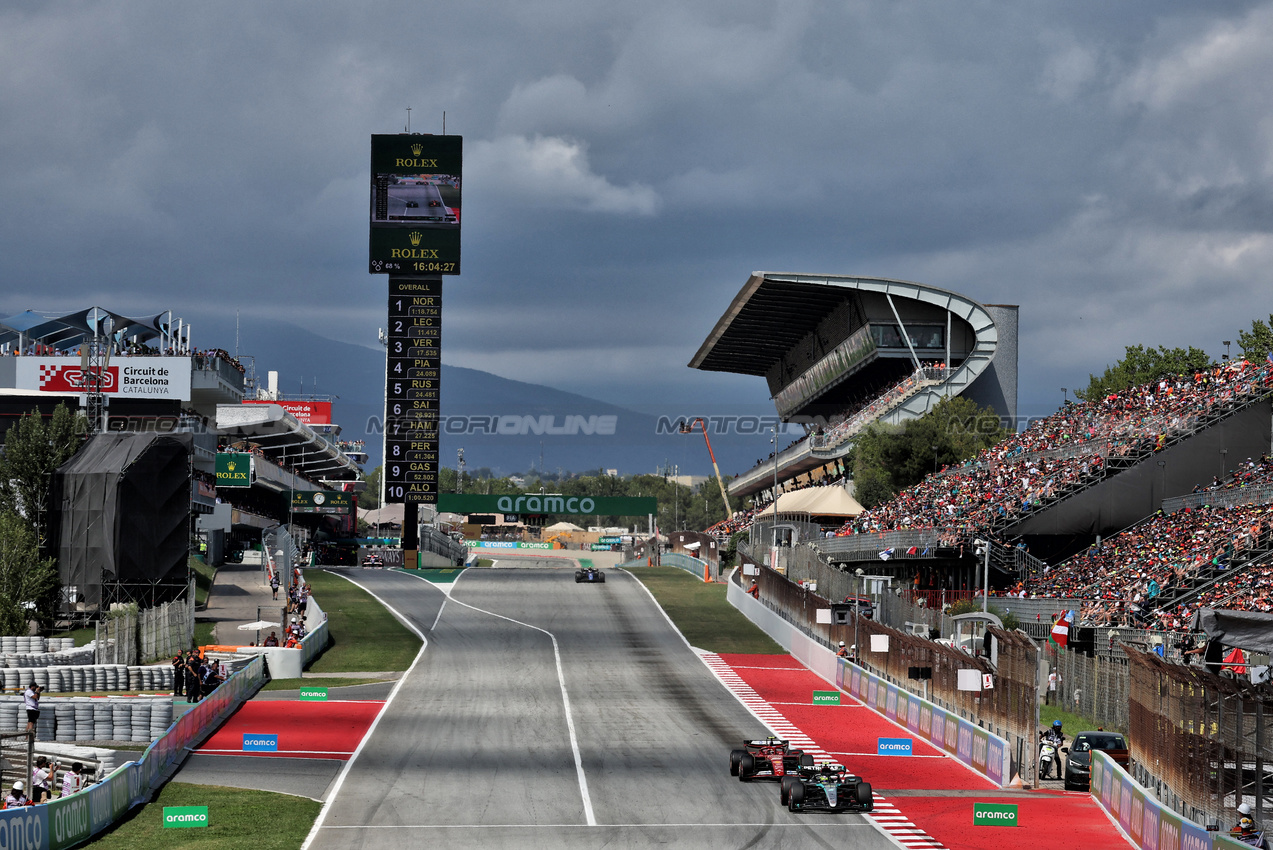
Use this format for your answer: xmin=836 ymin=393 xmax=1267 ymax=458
xmin=1062 ymin=731 xmax=1129 ymax=791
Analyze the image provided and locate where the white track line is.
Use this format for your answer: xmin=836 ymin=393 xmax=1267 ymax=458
xmin=321 ymin=822 xmax=875 ymax=830
xmin=701 ymin=652 xmax=949 ymax=850
xmin=399 ymin=569 xmax=597 ymax=826
xmin=299 ymin=570 xmax=431 ymax=850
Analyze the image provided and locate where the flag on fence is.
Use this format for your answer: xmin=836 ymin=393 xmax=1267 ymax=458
xmin=1049 ymin=610 xmax=1075 ymax=648
xmin=878 ymin=548 xmax=894 ymax=561
xmin=1223 ymin=647 xmax=1247 ymax=675
xmin=906 ymin=546 xmax=919 ymax=555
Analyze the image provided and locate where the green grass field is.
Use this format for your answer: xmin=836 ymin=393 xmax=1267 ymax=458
xmin=1040 ymin=703 xmax=1125 ymax=735
xmin=625 ymin=566 xmax=783 ymax=654
xmin=89 ymin=782 xmax=319 ymax=850
xmin=51 ymin=626 xmax=95 ymax=646
xmin=261 ymin=676 xmax=394 ymax=691
xmin=303 ymin=569 xmax=422 ymax=673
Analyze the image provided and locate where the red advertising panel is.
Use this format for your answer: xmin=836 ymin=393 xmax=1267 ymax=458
xmin=244 ymin=400 xmax=332 ymax=425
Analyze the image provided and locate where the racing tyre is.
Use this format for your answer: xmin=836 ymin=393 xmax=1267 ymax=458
xmin=598 ymin=573 xmax=606 ymax=583
xmin=856 ymin=781 xmax=873 ymax=809
xmin=798 ymin=753 xmax=814 ymax=768
xmin=780 ymin=776 xmax=796 ymax=805
xmin=738 ymin=753 xmax=755 ymax=782
xmin=575 ymin=572 xmax=583 ymax=583
xmin=729 ymin=749 xmax=744 ymax=776
xmin=787 ymin=781 xmax=804 ymax=811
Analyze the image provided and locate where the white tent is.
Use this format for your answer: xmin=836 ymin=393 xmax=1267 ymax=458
xmin=360 ymin=504 xmax=407 ymax=527
xmin=544 ymin=521 xmax=585 ymax=534
xmin=754 ymin=487 xmax=864 ymax=518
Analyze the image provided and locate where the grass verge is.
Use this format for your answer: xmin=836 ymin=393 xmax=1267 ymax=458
xmin=303 ymin=569 xmax=422 ymax=673
xmin=195 ymin=621 xmax=215 ymax=648
xmin=89 ymin=782 xmax=319 ymax=850
xmin=262 ymin=676 xmax=395 ymax=691
xmin=476 ymin=558 xmax=493 ymax=568
xmin=51 ymin=627 xmax=95 ymax=646
xmin=625 ymin=566 xmax=783 ymax=654
xmin=1040 ymin=703 xmax=1125 ymax=735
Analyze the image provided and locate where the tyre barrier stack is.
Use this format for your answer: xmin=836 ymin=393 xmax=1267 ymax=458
xmin=1 ymin=646 xmax=96 ymax=667
xmin=0 ymin=695 xmax=175 ymax=742
xmin=0 ymin=663 xmax=174 ymax=693
xmin=0 ymin=636 xmax=76 ymax=654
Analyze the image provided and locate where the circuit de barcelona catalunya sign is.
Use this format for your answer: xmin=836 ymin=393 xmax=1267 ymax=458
xmin=11 ymin=357 xmax=192 ymax=399
xmin=438 ymin=494 xmax=657 ymax=516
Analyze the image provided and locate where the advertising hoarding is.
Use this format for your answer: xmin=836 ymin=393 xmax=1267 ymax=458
xmin=14 ymin=356 xmax=191 ymax=399
xmin=215 ymin=453 xmax=253 ymax=488
xmin=438 ymin=494 xmax=658 ymax=515
xmin=243 ymin=399 xmax=332 ymax=425
xmin=369 ymin=135 xmax=462 ymax=275
xmin=290 ymin=491 xmax=353 ymax=515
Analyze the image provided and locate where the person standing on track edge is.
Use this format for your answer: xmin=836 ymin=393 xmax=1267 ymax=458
xmin=749 ymin=579 xmax=760 ymax=599
xmin=172 ymin=651 xmax=185 ymax=698
xmin=185 ymin=655 xmax=202 ymax=703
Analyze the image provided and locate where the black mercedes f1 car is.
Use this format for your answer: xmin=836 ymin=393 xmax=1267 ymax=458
xmin=780 ymin=763 xmax=874 ymax=813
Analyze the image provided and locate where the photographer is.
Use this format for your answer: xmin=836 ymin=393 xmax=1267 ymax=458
xmin=22 ymin=682 xmax=42 ymax=734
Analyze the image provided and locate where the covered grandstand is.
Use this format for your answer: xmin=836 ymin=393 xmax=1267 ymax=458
xmin=690 ymin=272 xmax=1018 ymax=503
xmin=0 ymin=306 xmax=370 ymax=606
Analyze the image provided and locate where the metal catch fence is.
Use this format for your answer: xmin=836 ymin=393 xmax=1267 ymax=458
xmin=1045 ymin=643 xmax=1132 ymax=733
xmin=754 ymin=563 xmax=1041 ymax=782
xmin=0 ymin=732 xmax=32 ymax=797
xmin=1126 ymin=646 xmax=1273 ymax=830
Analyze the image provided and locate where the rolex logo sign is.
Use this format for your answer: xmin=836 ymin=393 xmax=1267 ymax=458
xmin=411 ymin=143 xmax=423 ymax=156
xmin=215 ymin=453 xmax=253 ymax=488
xmin=409 ymin=231 xmax=423 ymax=246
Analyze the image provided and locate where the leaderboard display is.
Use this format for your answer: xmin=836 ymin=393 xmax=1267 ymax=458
xmin=383 ymin=279 xmax=441 ymax=503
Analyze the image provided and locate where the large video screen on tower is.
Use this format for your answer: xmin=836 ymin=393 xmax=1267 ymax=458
xmin=369 ymin=134 xmax=462 ymax=275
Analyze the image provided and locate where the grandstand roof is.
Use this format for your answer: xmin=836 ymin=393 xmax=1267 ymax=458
xmin=216 ymin=403 xmax=360 ymax=481
xmin=689 ymin=272 xmax=988 ymax=376
xmin=0 ymin=306 xmax=176 ymax=350
xmin=755 ymin=486 xmax=863 ymax=518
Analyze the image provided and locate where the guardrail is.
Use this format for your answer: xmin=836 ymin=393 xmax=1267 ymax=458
xmin=2 ymin=655 xmax=267 ymax=850
xmin=300 ymin=595 xmax=329 ymax=669
xmin=660 ymin=551 xmax=716 ymax=581
xmin=815 ymin=530 xmax=946 ymax=560
xmin=726 ymin=576 xmax=1012 ymax=786
xmin=1089 ymin=750 xmax=1234 ymax=850
xmin=1162 ymin=482 xmax=1273 ymax=514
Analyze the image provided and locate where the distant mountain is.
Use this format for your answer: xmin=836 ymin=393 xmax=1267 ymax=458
xmin=196 ymin=315 xmax=783 ymax=477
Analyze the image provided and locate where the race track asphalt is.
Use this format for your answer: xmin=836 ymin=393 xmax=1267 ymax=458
xmin=304 ymin=566 xmax=898 ymax=849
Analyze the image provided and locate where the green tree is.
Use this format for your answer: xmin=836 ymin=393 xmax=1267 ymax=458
xmin=1075 ymin=344 xmax=1213 ymax=402
xmin=1237 ymin=315 xmax=1273 ymax=362
xmin=0 ymin=404 xmax=84 ymax=540
xmin=0 ymin=512 xmax=59 ymax=632
xmin=361 ymin=465 xmax=381 ymax=510
xmin=851 ymin=396 xmax=1008 ymax=508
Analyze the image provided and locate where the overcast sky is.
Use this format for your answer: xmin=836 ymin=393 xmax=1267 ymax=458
xmin=3 ymin=1 xmax=1273 ymax=422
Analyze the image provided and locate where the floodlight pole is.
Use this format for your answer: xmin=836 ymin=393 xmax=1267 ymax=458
xmin=679 ymin=418 xmax=733 ymax=518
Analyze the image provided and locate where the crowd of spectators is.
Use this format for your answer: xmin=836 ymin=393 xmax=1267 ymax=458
xmin=1026 ymin=455 xmax=1273 ymax=631
xmin=836 ymin=358 xmax=1273 ymax=543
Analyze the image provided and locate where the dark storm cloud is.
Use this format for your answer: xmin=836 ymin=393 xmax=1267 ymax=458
xmin=2 ymin=1 xmax=1273 ymax=418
